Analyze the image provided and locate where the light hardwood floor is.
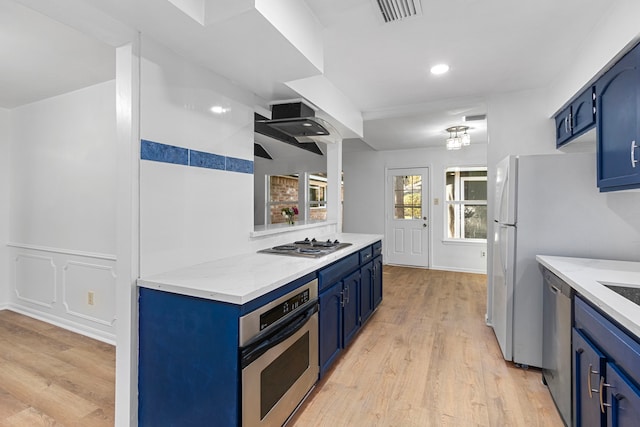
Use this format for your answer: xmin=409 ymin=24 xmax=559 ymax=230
xmin=291 ymin=266 xmax=563 ymax=427
xmin=0 ymin=267 xmax=562 ymax=427
xmin=0 ymin=310 xmax=115 ymax=427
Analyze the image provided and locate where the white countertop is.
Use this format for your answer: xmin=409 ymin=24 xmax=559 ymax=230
xmin=137 ymin=233 xmax=383 ymax=305
xmin=536 ymin=255 xmax=640 ymax=337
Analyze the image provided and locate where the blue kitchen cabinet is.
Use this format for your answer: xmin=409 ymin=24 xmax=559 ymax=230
xmin=605 ymin=363 xmax=640 ymax=426
xmin=595 ymin=42 xmax=640 ymax=191
xmin=138 ymin=272 xmax=317 ymax=427
xmin=373 ymin=255 xmax=383 ymax=308
xmin=573 ymin=328 xmax=606 ymax=427
xmin=342 ymin=270 xmax=361 ymax=347
xmin=318 ymin=241 xmax=383 ymax=378
xmin=555 ymin=87 xmax=596 ymax=147
xmin=319 ymin=275 xmax=360 ymax=378
xmin=138 ymin=288 xmax=241 ymax=427
xmin=318 ymin=280 xmax=344 ymax=377
xmin=360 ymin=261 xmax=374 ymax=324
xmin=573 ymin=296 xmax=640 ymax=427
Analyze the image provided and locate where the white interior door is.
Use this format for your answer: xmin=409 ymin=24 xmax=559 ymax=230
xmin=385 ymin=168 xmax=429 ymax=267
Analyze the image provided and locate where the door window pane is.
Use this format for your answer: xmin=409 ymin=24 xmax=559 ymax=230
xmin=393 ymin=175 xmax=422 ymax=219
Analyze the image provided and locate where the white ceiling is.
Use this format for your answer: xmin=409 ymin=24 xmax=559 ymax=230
xmin=1 ymin=0 xmax=617 ymax=151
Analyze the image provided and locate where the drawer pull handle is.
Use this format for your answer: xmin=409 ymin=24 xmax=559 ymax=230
xmin=588 ymin=364 xmax=598 ymax=398
xmin=599 ymin=376 xmax=612 ymax=413
xmin=632 ymin=140 xmax=638 ymax=168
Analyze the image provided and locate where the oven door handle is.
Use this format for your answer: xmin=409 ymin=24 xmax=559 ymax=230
xmin=240 ymin=302 xmax=318 ymax=369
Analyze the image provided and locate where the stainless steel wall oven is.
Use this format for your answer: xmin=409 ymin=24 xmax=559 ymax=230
xmin=239 ymin=279 xmax=319 ymax=426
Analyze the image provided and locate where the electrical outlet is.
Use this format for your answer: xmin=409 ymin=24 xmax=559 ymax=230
xmin=481 ymin=250 xmax=486 ymax=258
xmin=88 ymin=291 xmax=95 ymax=305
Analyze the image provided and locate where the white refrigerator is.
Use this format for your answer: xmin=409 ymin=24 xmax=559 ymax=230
xmin=489 ymin=152 xmax=640 ymax=368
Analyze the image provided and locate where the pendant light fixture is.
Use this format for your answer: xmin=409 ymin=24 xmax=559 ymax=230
xmin=445 ymin=126 xmax=470 ymax=150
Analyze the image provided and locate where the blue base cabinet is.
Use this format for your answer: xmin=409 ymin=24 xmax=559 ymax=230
xmin=138 ymin=288 xmax=241 ymax=427
xmin=318 ymin=241 xmax=383 ymax=378
xmin=573 ymin=296 xmax=640 ymax=427
xmin=573 ymin=328 xmax=606 ymax=427
xmin=138 ymin=272 xmax=317 ymax=427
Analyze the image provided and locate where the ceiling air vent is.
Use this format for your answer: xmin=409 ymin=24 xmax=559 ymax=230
xmin=372 ymin=0 xmax=423 ymax=23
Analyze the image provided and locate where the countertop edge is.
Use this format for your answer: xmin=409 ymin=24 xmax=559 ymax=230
xmin=536 ymin=255 xmax=640 ymax=339
xmin=137 ymin=233 xmax=383 ymax=305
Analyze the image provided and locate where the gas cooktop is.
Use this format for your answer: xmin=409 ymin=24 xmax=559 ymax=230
xmin=258 ymin=238 xmax=352 ymax=258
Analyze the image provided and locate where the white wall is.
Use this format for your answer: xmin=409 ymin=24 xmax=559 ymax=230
xmin=7 ymin=80 xmax=117 ymax=342
xmin=0 ymin=108 xmax=9 ymax=307
xmin=139 ymin=37 xmax=340 ymax=277
xmin=343 ymin=143 xmax=488 ymax=273
xmin=547 ymin=0 xmax=640 ymax=116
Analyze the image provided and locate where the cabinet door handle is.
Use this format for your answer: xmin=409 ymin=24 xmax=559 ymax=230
xmin=599 ymin=376 xmax=612 ymax=413
xmin=588 ymin=364 xmax=599 ymax=398
xmin=632 ymin=140 xmax=638 ymax=168
xmin=565 ymin=116 xmax=570 ymax=134
xmin=340 ymin=290 xmax=345 ymax=308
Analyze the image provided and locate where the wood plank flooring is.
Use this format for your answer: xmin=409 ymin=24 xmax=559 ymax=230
xmin=0 ymin=310 xmax=115 ymax=427
xmin=0 ymin=266 xmax=562 ymax=427
xmin=291 ymin=266 xmax=563 ymax=427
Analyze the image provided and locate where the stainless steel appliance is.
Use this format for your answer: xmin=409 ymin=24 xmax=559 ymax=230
xmin=541 ymin=266 xmax=573 ymax=427
xmin=258 ymin=238 xmax=352 ymax=258
xmin=239 ymin=278 xmax=319 ymax=426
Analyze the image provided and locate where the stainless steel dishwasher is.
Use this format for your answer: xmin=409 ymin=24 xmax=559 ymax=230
xmin=541 ymin=266 xmax=573 ymax=427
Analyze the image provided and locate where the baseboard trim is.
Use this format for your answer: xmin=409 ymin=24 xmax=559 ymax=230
xmin=6 ymin=304 xmax=116 ymax=345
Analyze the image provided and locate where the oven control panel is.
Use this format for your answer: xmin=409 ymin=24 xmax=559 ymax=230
xmin=260 ymin=289 xmax=310 ymax=330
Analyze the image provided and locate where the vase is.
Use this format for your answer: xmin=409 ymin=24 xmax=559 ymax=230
xmin=287 ymin=216 xmax=295 ymax=225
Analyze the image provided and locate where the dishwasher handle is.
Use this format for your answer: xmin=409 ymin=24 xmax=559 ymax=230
xmin=542 ymin=267 xmax=573 ymax=298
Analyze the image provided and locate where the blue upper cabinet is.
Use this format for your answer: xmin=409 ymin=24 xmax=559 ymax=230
xmin=596 ymin=42 xmax=640 ymax=192
xmin=555 ymin=87 xmax=596 ymax=147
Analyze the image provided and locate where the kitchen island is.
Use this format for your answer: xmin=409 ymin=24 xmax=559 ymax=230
xmin=137 ymin=232 xmax=383 ymax=427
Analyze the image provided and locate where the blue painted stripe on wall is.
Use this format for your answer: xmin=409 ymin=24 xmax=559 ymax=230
xmin=141 ymin=140 xmax=189 ymax=165
xmin=140 ymin=139 xmax=253 ymax=174
xmin=226 ymin=157 xmax=254 ymax=174
xmin=190 ymin=150 xmax=226 ymax=170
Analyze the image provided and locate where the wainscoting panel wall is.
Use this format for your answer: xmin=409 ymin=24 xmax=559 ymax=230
xmin=8 ymin=244 xmax=116 ymax=343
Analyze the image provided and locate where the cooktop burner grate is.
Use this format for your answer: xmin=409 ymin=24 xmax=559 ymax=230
xmin=258 ymin=238 xmax=352 ymax=258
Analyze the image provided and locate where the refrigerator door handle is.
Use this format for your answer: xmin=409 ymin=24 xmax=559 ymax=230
xmin=497 ymin=224 xmax=509 ymax=273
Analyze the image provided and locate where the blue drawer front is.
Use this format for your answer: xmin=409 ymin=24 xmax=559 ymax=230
xmin=575 ymin=296 xmax=640 ymax=385
xmin=318 ymin=253 xmax=359 ymax=292
xmin=373 ymin=241 xmax=382 ymax=257
xmin=359 ymin=247 xmax=373 ymax=264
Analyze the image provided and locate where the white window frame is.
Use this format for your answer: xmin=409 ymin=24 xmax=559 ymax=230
xmin=445 ymin=167 xmax=487 ymax=242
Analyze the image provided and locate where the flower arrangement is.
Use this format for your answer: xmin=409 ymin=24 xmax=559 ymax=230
xmin=281 ymin=206 xmax=299 ymax=225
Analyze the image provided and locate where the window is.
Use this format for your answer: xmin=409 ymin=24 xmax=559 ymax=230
xmin=445 ymin=167 xmax=487 ymax=240
xmin=308 ymin=173 xmax=327 ymax=221
xmin=393 ymin=175 xmax=422 ymax=219
xmin=267 ymin=174 xmax=299 ymax=224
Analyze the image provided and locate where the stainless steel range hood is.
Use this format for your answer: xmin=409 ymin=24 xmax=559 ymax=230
xmin=255 ymin=100 xmax=340 ymax=151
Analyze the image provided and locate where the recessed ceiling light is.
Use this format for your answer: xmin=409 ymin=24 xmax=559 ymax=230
xmin=210 ymin=105 xmax=229 ymax=114
xmin=430 ymin=64 xmax=450 ymax=75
